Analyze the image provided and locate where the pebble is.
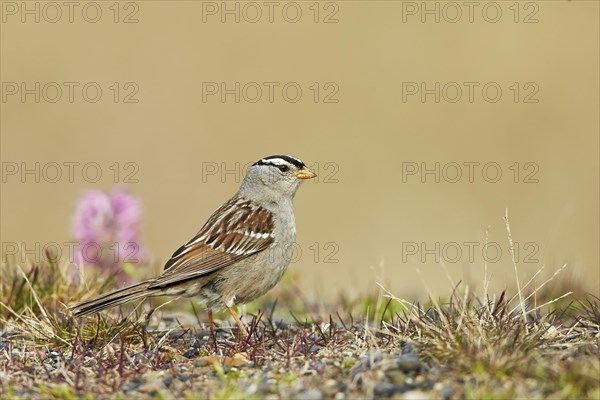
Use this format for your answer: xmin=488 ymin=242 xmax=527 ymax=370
xmin=374 ymin=383 xmax=406 ymax=397
xmin=297 ymin=389 xmax=323 ymax=400
xmin=386 ymin=370 xmax=407 ymax=386
xmin=245 ymin=383 xmax=258 ymax=395
xmin=324 ymin=379 xmax=338 ymax=388
xmin=121 ymin=376 xmax=146 ymax=392
xmin=403 ymin=390 xmax=430 ymax=400
xmin=322 ymin=378 xmax=345 ymax=397
xmin=138 ymin=381 xmax=162 ymax=394
xmin=395 ymin=354 xmax=422 ymax=373
xmin=183 ymin=348 xmax=199 ymax=358
xmin=373 ymin=382 xmax=394 ymax=397
xmin=441 ymin=384 xmax=453 ymax=400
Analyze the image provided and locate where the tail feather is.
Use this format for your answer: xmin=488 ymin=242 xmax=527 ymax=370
xmin=69 ymin=281 xmax=159 ymax=318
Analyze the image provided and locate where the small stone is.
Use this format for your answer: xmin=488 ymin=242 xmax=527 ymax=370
xmin=395 ymin=355 xmax=421 ymax=373
xmin=183 ymin=348 xmax=199 ymax=358
xmin=122 ymin=376 xmax=145 ymax=392
xmin=403 ymin=390 xmax=430 ymax=400
xmin=323 ymin=378 xmax=344 ymax=396
xmin=138 ymin=381 xmax=161 ymax=394
xmin=297 ymin=389 xmax=323 ymax=400
xmin=324 ymin=379 xmax=338 ymax=388
xmin=223 ymin=352 xmax=251 ymax=367
xmin=266 ymin=378 xmax=277 ymax=386
xmin=193 ymin=358 xmax=208 ymax=367
xmin=386 ymin=370 xmax=407 ymax=386
xmin=245 ymin=383 xmax=258 ymax=395
xmin=374 ymin=383 xmax=395 ymax=397
xmin=47 ymin=351 xmax=60 ymax=359
xmin=441 ymin=384 xmax=453 ymax=400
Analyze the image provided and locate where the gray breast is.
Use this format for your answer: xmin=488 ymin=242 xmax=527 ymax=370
xmin=204 ymin=201 xmax=297 ymax=308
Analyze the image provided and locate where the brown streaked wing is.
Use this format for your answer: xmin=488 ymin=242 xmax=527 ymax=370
xmin=152 ymin=195 xmax=274 ymax=288
xmin=149 ymin=244 xmax=246 ymax=288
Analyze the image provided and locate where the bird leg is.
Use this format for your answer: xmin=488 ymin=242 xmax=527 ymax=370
xmin=227 ymin=306 xmax=249 ymax=337
xmin=207 ymin=309 xmax=217 ymax=348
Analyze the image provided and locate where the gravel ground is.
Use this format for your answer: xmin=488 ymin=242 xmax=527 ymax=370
xmin=1 ymin=310 xmax=599 ymax=399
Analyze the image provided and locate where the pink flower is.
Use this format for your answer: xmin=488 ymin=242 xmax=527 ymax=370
xmin=71 ymin=187 xmax=147 ymax=285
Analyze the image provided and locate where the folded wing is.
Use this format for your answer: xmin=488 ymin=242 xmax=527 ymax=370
xmin=150 ymin=195 xmax=274 ymax=288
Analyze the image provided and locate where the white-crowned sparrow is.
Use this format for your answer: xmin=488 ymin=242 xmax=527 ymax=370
xmin=69 ymin=155 xmax=316 ymax=336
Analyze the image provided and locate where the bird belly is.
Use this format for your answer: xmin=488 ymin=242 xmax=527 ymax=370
xmin=197 ymin=209 xmax=296 ymax=310
xmin=218 ymin=241 xmax=293 ymax=307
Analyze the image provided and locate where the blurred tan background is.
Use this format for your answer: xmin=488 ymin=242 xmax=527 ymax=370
xmin=1 ymin=1 xmax=598 ymax=301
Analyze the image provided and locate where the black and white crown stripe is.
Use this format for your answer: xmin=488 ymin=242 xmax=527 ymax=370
xmin=253 ymin=155 xmax=305 ymax=169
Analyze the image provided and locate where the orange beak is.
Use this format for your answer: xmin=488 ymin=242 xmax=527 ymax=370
xmin=294 ymin=166 xmax=317 ymax=180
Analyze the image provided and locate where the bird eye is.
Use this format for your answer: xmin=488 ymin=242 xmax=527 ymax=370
xmin=277 ymin=165 xmax=289 ymax=172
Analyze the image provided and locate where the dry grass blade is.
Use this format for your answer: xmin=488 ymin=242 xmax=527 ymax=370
xmin=504 ymin=208 xmax=528 ymax=325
